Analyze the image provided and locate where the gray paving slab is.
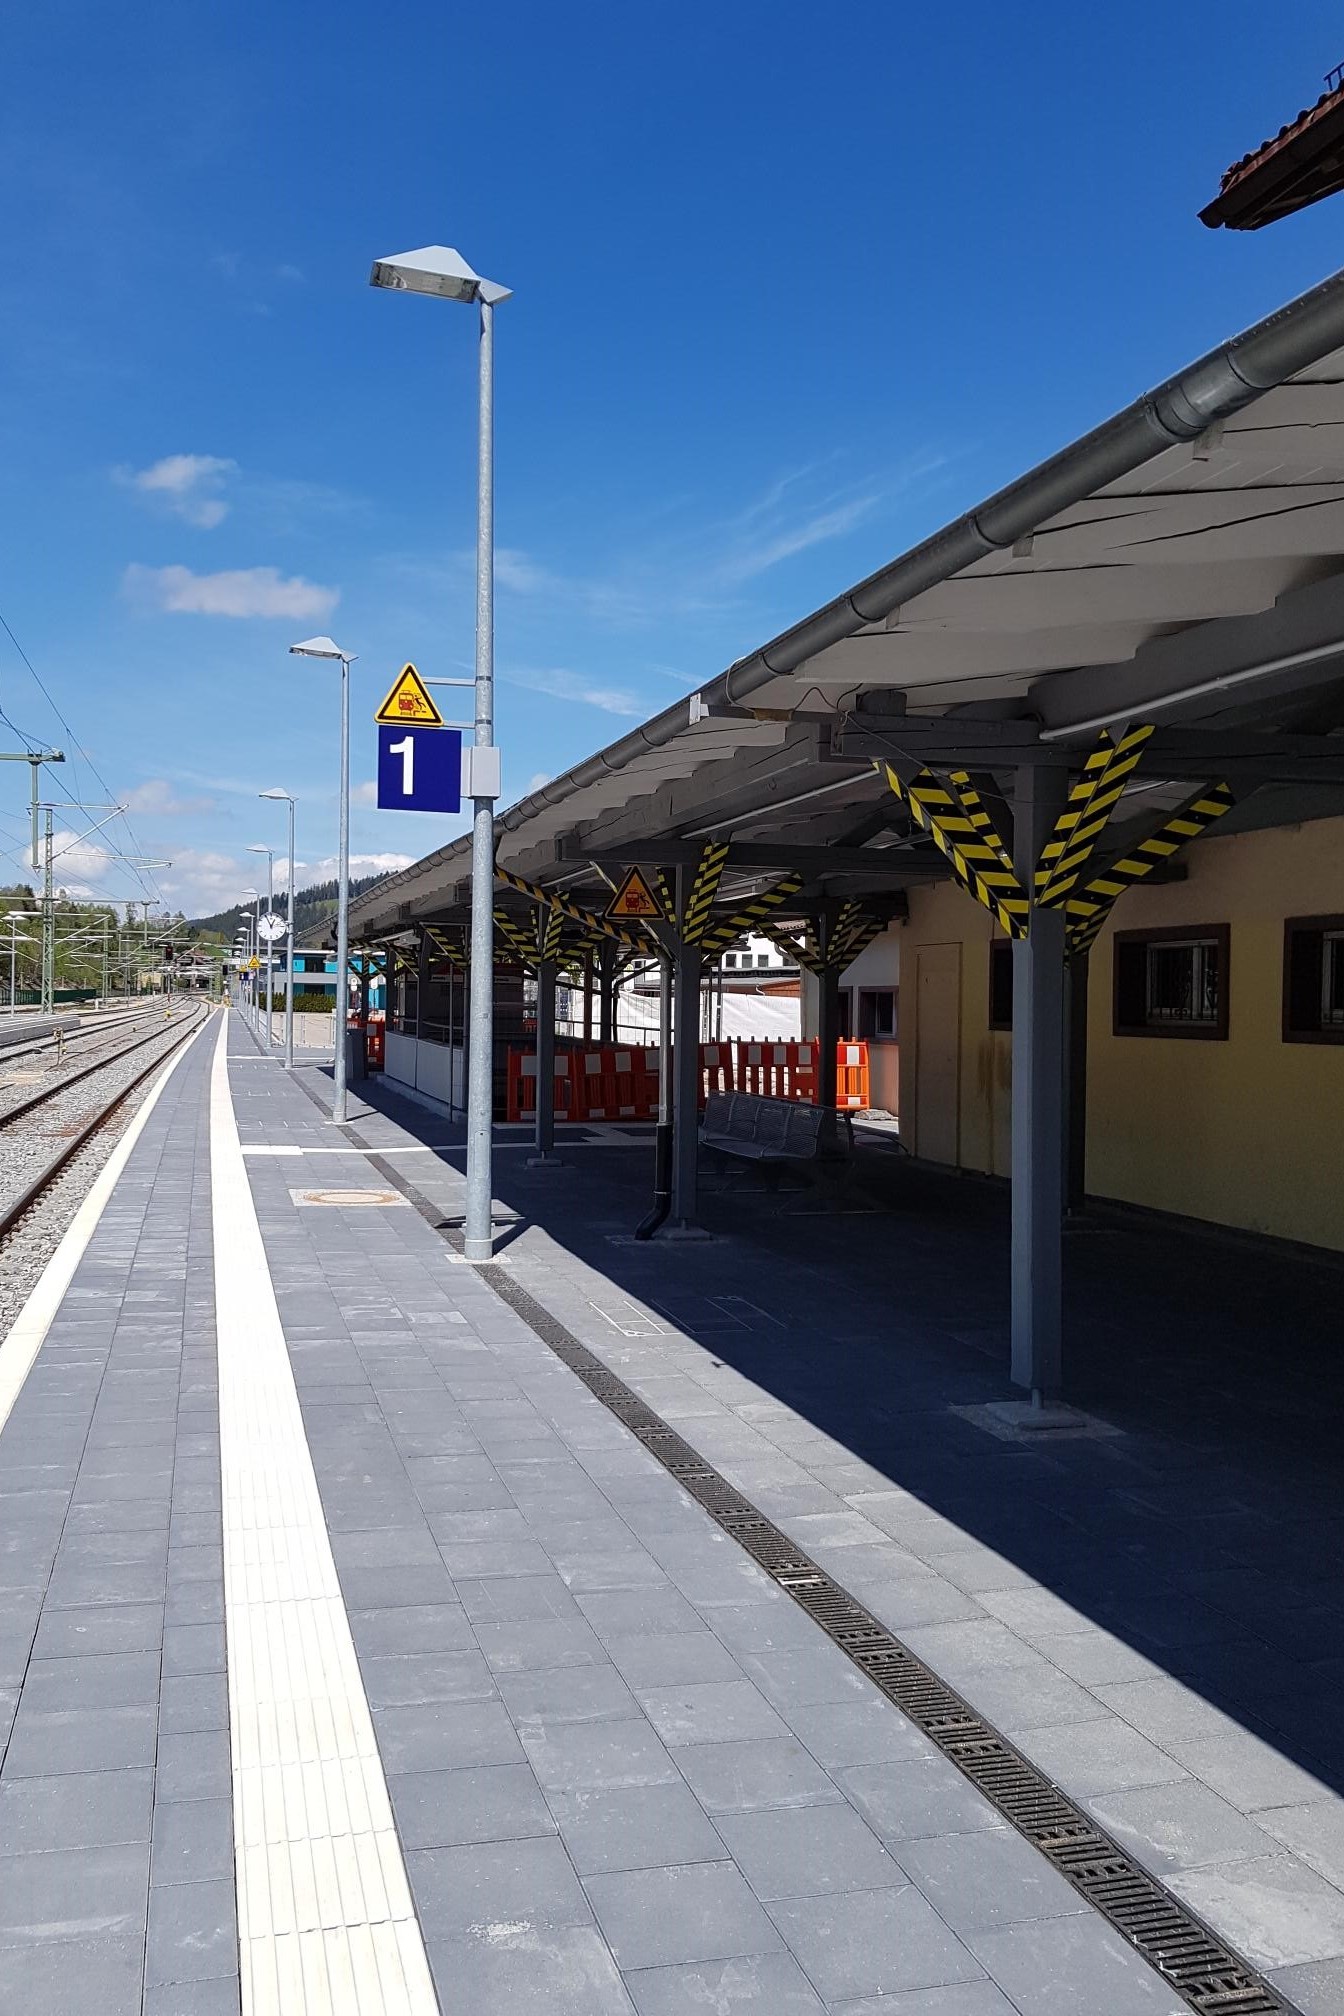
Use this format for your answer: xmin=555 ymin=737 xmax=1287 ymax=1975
xmin=0 ymin=1027 xmax=239 ymax=2016
xmin=219 ymin=1035 xmax=1290 ymax=2015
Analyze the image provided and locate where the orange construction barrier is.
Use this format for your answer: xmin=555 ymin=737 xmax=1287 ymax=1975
xmin=365 ymin=1020 xmax=385 ymax=1072
xmin=836 ymin=1040 xmax=870 ymax=1109
xmin=697 ymin=1038 xmax=867 ymax=1110
xmin=506 ymin=1048 xmax=576 ymax=1123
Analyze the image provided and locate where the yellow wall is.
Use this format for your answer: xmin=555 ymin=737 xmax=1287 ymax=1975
xmin=898 ymin=885 xmax=1012 ymax=1175
xmin=1085 ymin=816 xmax=1344 ymax=1250
xmin=898 ymin=815 xmax=1344 ymax=1251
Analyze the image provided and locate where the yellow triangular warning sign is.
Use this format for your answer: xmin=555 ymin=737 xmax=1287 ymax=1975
xmin=605 ymin=867 xmax=666 ymax=922
xmin=375 ymin=663 xmax=444 ymax=727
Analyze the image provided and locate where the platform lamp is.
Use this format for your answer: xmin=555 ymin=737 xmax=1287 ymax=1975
xmin=369 ymin=245 xmax=510 ymax=1260
xmin=246 ymin=844 xmax=276 ymax=1053
xmin=259 ymin=790 xmax=296 ymax=1068
xmin=240 ymin=889 xmax=261 ymax=1032
xmin=289 ymin=636 xmax=356 ymax=1123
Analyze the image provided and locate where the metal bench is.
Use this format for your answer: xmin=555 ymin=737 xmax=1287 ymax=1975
xmin=700 ymin=1092 xmax=845 ymax=1173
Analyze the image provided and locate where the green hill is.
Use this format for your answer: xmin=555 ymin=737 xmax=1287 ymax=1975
xmin=188 ymin=874 xmax=387 ymax=950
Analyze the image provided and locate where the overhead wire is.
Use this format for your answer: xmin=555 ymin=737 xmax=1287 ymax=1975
xmin=0 ymin=603 xmax=167 ymax=909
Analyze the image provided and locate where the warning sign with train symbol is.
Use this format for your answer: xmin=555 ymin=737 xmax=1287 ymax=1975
xmin=605 ymin=867 xmax=666 ymax=921
xmin=374 ymin=663 xmax=444 ymax=727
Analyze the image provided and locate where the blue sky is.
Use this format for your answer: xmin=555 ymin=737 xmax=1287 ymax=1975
xmin=4 ymin=0 xmax=1344 ymax=916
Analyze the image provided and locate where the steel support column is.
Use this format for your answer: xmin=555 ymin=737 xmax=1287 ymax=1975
xmin=1065 ymin=951 xmax=1090 ymax=1218
xmin=671 ymin=866 xmax=701 ymax=1227
xmin=815 ymin=909 xmax=841 ymax=1153
xmin=598 ymin=940 xmax=616 ymax=1045
xmin=531 ymin=957 xmax=558 ymax=1163
xmin=1010 ymin=764 xmax=1067 ymax=1399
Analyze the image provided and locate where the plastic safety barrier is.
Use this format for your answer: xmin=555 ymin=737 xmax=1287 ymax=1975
xmin=700 ymin=1039 xmax=866 ymax=1110
xmin=506 ymin=1048 xmax=577 ymax=1123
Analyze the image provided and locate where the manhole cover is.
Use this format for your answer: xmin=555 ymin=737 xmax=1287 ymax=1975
xmin=290 ymin=1187 xmax=408 ymax=1208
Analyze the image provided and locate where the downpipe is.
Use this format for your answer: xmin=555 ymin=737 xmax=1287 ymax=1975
xmin=634 ymin=1120 xmax=673 ymax=1240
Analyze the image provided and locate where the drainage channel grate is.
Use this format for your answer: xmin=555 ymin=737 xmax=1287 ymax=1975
xmin=342 ymin=1139 xmax=1295 ymax=2016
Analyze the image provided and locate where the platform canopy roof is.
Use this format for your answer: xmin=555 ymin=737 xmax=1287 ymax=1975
xmin=350 ymin=262 xmax=1344 ymax=946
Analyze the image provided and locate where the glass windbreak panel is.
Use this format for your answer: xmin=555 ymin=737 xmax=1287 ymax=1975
xmin=1146 ymin=940 xmax=1218 ymax=1026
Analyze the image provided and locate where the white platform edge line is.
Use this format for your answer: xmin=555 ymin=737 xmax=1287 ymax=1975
xmin=210 ymin=1013 xmax=438 ymax=2015
xmin=0 ymin=1006 xmax=215 ymax=1438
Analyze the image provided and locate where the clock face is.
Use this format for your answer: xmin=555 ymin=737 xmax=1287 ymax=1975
xmin=257 ymin=913 xmax=289 ymax=942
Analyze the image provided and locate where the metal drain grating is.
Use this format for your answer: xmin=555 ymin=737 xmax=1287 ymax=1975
xmin=339 ymin=1137 xmax=1296 ymax=2016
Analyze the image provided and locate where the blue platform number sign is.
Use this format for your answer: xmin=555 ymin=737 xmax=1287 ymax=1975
xmin=377 ymin=724 xmax=462 ymax=814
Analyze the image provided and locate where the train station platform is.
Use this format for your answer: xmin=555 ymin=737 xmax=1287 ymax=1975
xmin=0 ymin=1006 xmax=1341 ymax=2014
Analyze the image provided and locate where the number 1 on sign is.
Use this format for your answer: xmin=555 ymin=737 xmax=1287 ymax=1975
xmin=389 ymin=734 xmax=414 ymax=796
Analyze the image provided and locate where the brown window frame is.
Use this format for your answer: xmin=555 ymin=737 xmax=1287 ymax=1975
xmin=1283 ymin=914 xmax=1344 ymax=1046
xmin=1112 ymin=923 xmax=1230 ymax=1041
xmin=856 ymin=986 xmax=898 ymax=1042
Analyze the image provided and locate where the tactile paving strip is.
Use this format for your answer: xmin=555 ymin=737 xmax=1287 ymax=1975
xmin=213 ymin=1026 xmax=438 ymax=2014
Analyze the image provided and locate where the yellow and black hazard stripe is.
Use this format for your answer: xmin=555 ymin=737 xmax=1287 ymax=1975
xmin=884 ymin=765 xmax=1029 ymax=939
xmin=831 ymin=912 xmax=886 ymax=970
xmin=494 ymin=864 xmax=659 ymax=955
xmin=680 ymin=839 xmax=730 ymax=945
xmin=947 ymin=772 xmax=1015 ymax=876
xmin=759 ymin=924 xmax=824 ymax=975
xmin=1066 ymin=783 xmax=1235 ymax=953
xmin=1035 ymin=724 xmax=1154 ymax=909
xmin=699 ymin=874 xmax=805 ymax=957
xmin=540 ymin=905 xmax=564 ymax=963
xmin=425 ymin=926 xmax=467 ymax=966
xmin=493 ymin=908 xmax=539 ymax=967
xmin=827 ymin=899 xmax=863 ymax=966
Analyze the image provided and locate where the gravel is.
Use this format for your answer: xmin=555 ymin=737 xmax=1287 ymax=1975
xmin=0 ymin=1004 xmax=210 ymax=1340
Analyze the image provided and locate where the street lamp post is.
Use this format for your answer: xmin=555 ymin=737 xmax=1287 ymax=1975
xmin=370 ymin=245 xmax=510 ymax=1261
xmin=289 ymin=638 xmax=356 ymax=1122
xmin=260 ymin=791 xmax=297 ymax=1068
xmin=240 ymin=890 xmax=260 ymax=1032
xmin=246 ymin=845 xmax=276 ymax=1052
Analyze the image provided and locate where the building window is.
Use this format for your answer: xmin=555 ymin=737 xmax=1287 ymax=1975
xmin=857 ymin=987 xmax=897 ymax=1040
xmin=1113 ymin=925 xmax=1229 ymax=1040
xmin=1283 ymin=915 xmax=1344 ymax=1044
xmin=757 ymin=953 xmax=770 ymax=968
xmin=723 ymin=953 xmax=736 ymax=968
xmin=988 ymin=941 xmax=1013 ymax=1031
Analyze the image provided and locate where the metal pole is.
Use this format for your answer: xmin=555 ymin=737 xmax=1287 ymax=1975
xmin=333 ymin=655 xmax=351 ymax=1123
xmin=464 ymin=296 xmax=496 ymax=1260
xmin=8 ymin=924 xmax=15 ymax=1014
xmin=671 ymin=866 xmax=701 ymax=1228
xmin=42 ymin=811 xmax=54 ymax=1016
xmin=264 ymin=851 xmax=274 ymax=1052
xmin=284 ymin=799 xmax=295 ymax=1068
xmin=530 ymin=954 xmax=557 ymax=1164
xmin=1010 ymin=764 xmax=1068 ymax=1402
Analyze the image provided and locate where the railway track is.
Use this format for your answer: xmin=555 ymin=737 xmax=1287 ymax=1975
xmin=0 ymin=1002 xmax=211 ymax=1246
xmin=0 ymin=1001 xmax=179 ymax=1072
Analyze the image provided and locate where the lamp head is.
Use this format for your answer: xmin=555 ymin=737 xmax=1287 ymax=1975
xmin=369 ymin=245 xmax=511 ymax=305
xmin=289 ymin=635 xmax=355 ymax=664
xmin=259 ymin=789 xmax=293 ymax=802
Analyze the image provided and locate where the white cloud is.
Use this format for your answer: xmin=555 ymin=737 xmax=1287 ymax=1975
xmin=506 ymin=668 xmax=644 ymax=717
xmin=48 ymin=830 xmax=114 ymax=899
xmin=302 ymin=852 xmax=415 ymax=879
xmin=119 ymin=453 xmax=237 ymax=528
xmin=526 ymin=772 xmax=553 ymax=792
xmin=124 ymin=777 xmax=216 ymax=815
xmin=123 ymin=563 xmax=338 ymax=620
xmin=352 ymin=780 xmax=379 ymax=807
xmin=715 ymin=492 xmax=883 ymax=584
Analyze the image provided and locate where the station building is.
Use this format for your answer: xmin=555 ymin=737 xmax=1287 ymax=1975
xmin=349 ymin=260 xmax=1344 ymax=1399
